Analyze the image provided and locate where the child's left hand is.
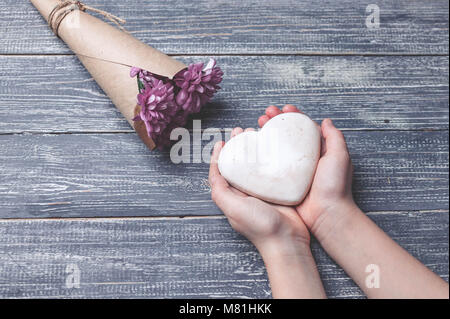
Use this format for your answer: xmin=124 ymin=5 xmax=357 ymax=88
xmin=209 ymin=130 xmax=310 ymax=257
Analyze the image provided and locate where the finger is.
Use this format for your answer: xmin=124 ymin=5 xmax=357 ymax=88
xmin=208 ymin=140 xmax=249 ymax=199
xmin=320 ymin=135 xmax=327 ymax=156
xmin=265 ymin=105 xmax=282 ymax=118
xmin=244 ymin=128 xmax=255 ymax=132
xmin=230 ymin=127 xmax=243 ymax=138
xmin=208 ymin=141 xmax=228 ymax=190
xmin=208 ymin=142 xmax=248 ymax=215
xmin=282 ymin=104 xmax=302 ymax=113
xmin=258 ymin=115 xmax=270 ymax=128
xmin=321 ymin=119 xmax=349 ymax=155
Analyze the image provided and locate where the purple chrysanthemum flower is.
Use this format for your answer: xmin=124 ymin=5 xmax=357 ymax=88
xmin=130 ymin=67 xmax=170 ymax=89
xmin=130 ymin=59 xmax=222 ymax=149
xmin=130 ymin=67 xmax=142 ymax=78
xmin=173 ymin=58 xmax=223 ymax=113
xmin=132 ymin=77 xmax=178 ymax=141
xmin=152 ymin=110 xmax=189 ymax=150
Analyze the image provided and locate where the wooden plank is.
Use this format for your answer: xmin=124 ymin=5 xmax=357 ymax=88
xmin=0 ymin=131 xmax=447 ymax=218
xmin=0 ymin=211 xmax=447 ymax=298
xmin=1 ymin=0 xmax=448 ymax=55
xmin=0 ymin=55 xmax=448 ymax=134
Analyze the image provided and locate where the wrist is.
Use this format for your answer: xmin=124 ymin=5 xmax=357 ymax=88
xmin=310 ymin=199 xmax=361 ymax=244
xmin=256 ymin=234 xmax=313 ymax=263
xmin=256 ymin=234 xmax=326 ymax=299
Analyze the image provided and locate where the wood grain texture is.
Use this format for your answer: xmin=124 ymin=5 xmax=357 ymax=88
xmin=1 ymin=0 xmax=448 ymax=55
xmin=0 ymin=55 xmax=448 ymax=134
xmin=0 ymin=131 xmax=447 ymax=218
xmin=0 ymin=0 xmax=448 ymax=299
xmin=0 ymin=212 xmax=447 ymax=299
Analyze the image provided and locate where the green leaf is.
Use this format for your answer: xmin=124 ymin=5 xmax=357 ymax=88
xmin=137 ymin=78 xmax=145 ymax=93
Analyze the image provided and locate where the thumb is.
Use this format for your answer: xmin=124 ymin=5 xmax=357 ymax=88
xmin=321 ymin=119 xmax=349 ymax=156
xmin=209 ymin=142 xmax=247 ymax=219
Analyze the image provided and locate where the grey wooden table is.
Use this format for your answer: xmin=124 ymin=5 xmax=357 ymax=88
xmin=0 ymin=0 xmax=448 ymax=298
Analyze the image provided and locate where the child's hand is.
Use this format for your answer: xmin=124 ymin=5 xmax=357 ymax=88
xmin=209 ymin=135 xmax=311 ymax=257
xmin=258 ymin=105 xmax=355 ymax=241
xmin=260 ymin=105 xmax=449 ymax=299
xmin=209 ymin=134 xmax=327 ymax=298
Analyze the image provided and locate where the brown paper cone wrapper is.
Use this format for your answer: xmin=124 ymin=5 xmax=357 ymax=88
xmin=30 ymin=0 xmax=187 ymax=150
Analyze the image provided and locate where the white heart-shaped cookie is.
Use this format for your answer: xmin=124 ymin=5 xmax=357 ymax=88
xmin=218 ymin=112 xmax=321 ymax=205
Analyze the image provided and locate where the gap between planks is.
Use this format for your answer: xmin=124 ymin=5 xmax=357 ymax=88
xmin=0 ymin=209 xmax=448 ymax=222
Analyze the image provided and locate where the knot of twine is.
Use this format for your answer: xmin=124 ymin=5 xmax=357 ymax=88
xmin=48 ymin=0 xmax=127 ymax=37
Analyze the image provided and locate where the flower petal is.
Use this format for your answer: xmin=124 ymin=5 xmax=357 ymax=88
xmin=130 ymin=67 xmax=141 ymax=77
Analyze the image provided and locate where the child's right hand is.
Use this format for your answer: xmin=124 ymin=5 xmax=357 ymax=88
xmin=261 ymin=106 xmax=448 ymax=299
xmin=258 ymin=105 xmax=356 ymax=241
